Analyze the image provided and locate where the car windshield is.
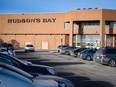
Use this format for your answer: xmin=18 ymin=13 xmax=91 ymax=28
xmin=26 ymin=45 xmax=33 ymax=47
xmin=1 ymin=53 xmax=30 ymax=66
xmin=13 ymin=56 xmax=31 ymax=65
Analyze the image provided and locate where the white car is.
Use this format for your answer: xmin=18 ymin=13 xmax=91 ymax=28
xmin=25 ymin=44 xmax=35 ymax=52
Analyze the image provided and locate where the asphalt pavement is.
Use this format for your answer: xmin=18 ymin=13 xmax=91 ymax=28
xmin=16 ymin=50 xmax=116 ymax=87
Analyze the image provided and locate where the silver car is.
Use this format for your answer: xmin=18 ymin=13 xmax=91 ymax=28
xmin=0 ymin=63 xmax=58 ymax=87
xmin=56 ymin=45 xmax=69 ymax=53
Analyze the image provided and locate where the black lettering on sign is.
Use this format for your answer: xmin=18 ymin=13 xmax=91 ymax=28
xmin=43 ymin=18 xmax=47 ymax=23
xmin=8 ymin=19 xmax=12 ymax=23
xmin=35 ymin=19 xmax=41 ymax=23
xmin=43 ymin=18 xmax=56 ymax=23
xmin=8 ymin=18 xmax=56 ymax=23
xmin=22 ymin=19 xmax=26 ymax=23
xmin=52 ymin=18 xmax=56 ymax=22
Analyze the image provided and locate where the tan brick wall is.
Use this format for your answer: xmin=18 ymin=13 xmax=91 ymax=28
xmin=1 ymin=9 xmax=116 ymax=49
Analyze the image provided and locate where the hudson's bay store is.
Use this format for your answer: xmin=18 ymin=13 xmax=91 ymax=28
xmin=0 ymin=9 xmax=116 ymax=50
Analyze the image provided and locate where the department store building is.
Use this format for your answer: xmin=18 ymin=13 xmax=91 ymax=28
xmin=0 ymin=8 xmax=116 ymax=50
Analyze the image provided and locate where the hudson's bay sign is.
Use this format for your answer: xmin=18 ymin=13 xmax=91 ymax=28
xmin=8 ymin=18 xmax=56 ymax=23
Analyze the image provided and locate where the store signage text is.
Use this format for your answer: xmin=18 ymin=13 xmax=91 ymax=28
xmin=8 ymin=18 xmax=56 ymax=23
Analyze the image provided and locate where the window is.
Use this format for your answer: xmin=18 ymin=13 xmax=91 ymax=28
xmin=110 ymin=22 xmax=116 ymax=28
xmin=64 ymin=22 xmax=70 ymax=29
xmin=73 ymin=23 xmax=79 ymax=29
xmin=105 ymin=21 xmax=116 ymax=28
xmin=81 ymin=22 xmax=100 ymax=29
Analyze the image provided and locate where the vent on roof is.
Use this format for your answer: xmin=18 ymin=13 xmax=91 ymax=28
xmin=88 ymin=8 xmax=92 ymax=9
xmin=94 ymin=8 xmax=98 ymax=9
xmin=76 ymin=8 xmax=98 ymax=10
xmin=76 ymin=8 xmax=80 ymax=10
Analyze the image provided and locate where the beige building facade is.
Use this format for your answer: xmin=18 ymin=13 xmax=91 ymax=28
xmin=0 ymin=9 xmax=116 ymax=50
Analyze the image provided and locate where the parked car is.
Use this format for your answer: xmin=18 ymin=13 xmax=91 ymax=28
xmin=93 ymin=47 xmax=116 ymax=67
xmin=25 ymin=44 xmax=35 ymax=52
xmin=0 ymin=53 xmax=56 ymax=75
xmin=56 ymin=45 xmax=69 ymax=53
xmin=7 ymin=43 xmax=15 ymax=50
xmin=70 ymin=48 xmax=87 ymax=57
xmin=0 ymin=63 xmax=58 ymax=87
xmin=66 ymin=47 xmax=79 ymax=55
xmin=0 ymin=62 xmax=75 ymax=87
xmin=0 ymin=43 xmax=16 ymax=57
xmin=60 ymin=46 xmax=78 ymax=55
xmin=80 ymin=48 xmax=97 ymax=61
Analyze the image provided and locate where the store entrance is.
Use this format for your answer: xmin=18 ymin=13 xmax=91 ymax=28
xmin=73 ymin=34 xmax=100 ymax=48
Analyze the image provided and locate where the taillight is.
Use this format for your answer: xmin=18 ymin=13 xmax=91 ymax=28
xmin=99 ymin=53 xmax=106 ymax=57
xmin=79 ymin=51 xmax=82 ymax=54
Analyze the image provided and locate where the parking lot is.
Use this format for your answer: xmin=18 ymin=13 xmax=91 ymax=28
xmin=16 ymin=50 xmax=116 ymax=87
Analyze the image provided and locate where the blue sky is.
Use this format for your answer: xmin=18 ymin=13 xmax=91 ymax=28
xmin=0 ymin=0 xmax=116 ymax=14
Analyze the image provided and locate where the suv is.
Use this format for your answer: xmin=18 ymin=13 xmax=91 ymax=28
xmin=93 ymin=47 xmax=116 ymax=67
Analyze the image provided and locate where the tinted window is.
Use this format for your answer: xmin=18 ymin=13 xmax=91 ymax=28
xmin=26 ymin=45 xmax=33 ymax=47
xmin=106 ymin=49 xmax=116 ymax=54
xmin=0 ymin=54 xmax=19 ymax=66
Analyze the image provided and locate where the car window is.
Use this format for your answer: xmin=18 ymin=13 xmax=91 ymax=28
xmin=0 ymin=55 xmax=19 ymax=67
xmin=0 ymin=57 xmax=12 ymax=65
xmin=26 ymin=45 xmax=33 ymax=47
xmin=106 ymin=49 xmax=116 ymax=54
xmin=96 ymin=49 xmax=103 ymax=54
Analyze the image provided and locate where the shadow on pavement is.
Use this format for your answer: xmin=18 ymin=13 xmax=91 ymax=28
xmin=57 ymin=72 xmax=114 ymax=87
xmin=30 ymin=61 xmax=85 ymax=67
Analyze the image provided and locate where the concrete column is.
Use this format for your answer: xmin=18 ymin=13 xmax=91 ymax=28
xmin=100 ymin=19 xmax=105 ymax=47
xmin=113 ymin=36 xmax=116 ymax=47
xmin=69 ymin=21 xmax=73 ymax=46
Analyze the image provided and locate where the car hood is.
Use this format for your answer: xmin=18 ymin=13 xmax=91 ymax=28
xmin=35 ymin=75 xmax=72 ymax=83
xmin=35 ymin=75 xmax=74 ymax=87
xmin=33 ymin=79 xmax=58 ymax=87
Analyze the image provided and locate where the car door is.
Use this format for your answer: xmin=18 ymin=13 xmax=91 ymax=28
xmin=0 ymin=79 xmax=2 ymax=87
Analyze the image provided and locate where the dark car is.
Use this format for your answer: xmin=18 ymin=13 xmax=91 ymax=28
xmin=0 ymin=43 xmax=16 ymax=57
xmin=80 ymin=48 xmax=97 ymax=61
xmin=70 ymin=48 xmax=87 ymax=57
xmin=93 ymin=47 xmax=116 ymax=67
xmin=0 ymin=53 xmax=56 ymax=75
xmin=0 ymin=62 xmax=75 ymax=87
xmin=1 ymin=43 xmax=14 ymax=50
